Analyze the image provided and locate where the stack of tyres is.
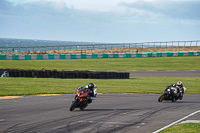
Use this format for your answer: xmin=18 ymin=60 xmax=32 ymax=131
xmin=26 ymin=70 xmax=31 ymax=77
xmin=51 ymin=70 xmax=57 ymax=78
xmin=61 ymin=71 xmax=66 ymax=78
xmin=23 ymin=70 xmax=27 ymax=77
xmin=46 ymin=70 xmax=51 ymax=78
xmin=18 ymin=70 xmax=23 ymax=77
xmin=0 ymin=69 xmax=129 ymax=79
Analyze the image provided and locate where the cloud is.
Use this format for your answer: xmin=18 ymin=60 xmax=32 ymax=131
xmin=120 ymin=0 xmax=200 ymax=20
xmin=1 ymin=0 xmax=200 ymax=42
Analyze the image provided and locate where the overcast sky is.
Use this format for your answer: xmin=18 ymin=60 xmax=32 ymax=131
xmin=0 ymin=0 xmax=200 ymax=43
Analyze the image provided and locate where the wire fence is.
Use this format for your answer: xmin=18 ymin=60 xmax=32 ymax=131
xmin=0 ymin=40 xmax=199 ymax=54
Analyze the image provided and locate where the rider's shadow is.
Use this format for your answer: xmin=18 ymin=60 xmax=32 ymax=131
xmin=77 ymin=108 xmax=139 ymax=111
xmin=161 ymin=101 xmax=200 ymax=104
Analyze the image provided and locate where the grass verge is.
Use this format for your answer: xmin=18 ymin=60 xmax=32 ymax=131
xmin=0 ymin=56 xmax=200 ymax=71
xmin=0 ymin=76 xmax=199 ymax=96
xmin=160 ymin=123 xmax=200 ymax=133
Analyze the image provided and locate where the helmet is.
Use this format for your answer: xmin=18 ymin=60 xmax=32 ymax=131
xmin=88 ymin=83 xmax=94 ymax=89
xmin=177 ymin=81 xmax=182 ymax=88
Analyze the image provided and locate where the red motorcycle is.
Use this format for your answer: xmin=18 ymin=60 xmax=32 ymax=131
xmin=70 ymin=86 xmax=93 ymax=111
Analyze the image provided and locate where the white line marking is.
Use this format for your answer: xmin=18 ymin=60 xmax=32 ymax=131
xmin=152 ymin=110 xmax=200 ymax=133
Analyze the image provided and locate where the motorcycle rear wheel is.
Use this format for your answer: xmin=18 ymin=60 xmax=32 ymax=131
xmin=171 ymin=97 xmax=177 ymax=102
xmin=158 ymin=94 xmax=165 ymax=102
xmin=79 ymin=106 xmax=86 ymax=111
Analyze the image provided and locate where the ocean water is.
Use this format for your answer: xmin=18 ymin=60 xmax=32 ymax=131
xmin=0 ymin=38 xmax=198 ymax=53
xmin=0 ymin=38 xmax=99 ymax=53
xmin=0 ymin=38 xmax=140 ymax=53
xmin=0 ymin=38 xmax=96 ymax=47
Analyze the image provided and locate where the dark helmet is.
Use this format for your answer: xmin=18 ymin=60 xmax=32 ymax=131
xmin=88 ymin=83 xmax=94 ymax=89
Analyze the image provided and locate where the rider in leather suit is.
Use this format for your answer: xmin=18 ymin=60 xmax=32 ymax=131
xmin=169 ymin=81 xmax=184 ymax=100
xmin=85 ymin=83 xmax=97 ymax=98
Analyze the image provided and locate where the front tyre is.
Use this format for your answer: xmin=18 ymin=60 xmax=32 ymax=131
xmin=69 ymin=99 xmax=79 ymax=111
xmin=158 ymin=94 xmax=165 ymax=102
xmin=70 ymin=103 xmax=75 ymax=111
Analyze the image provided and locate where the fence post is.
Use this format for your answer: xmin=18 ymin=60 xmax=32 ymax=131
xmin=58 ymin=45 xmax=59 ymax=51
xmin=26 ymin=47 xmax=27 ymax=53
xmin=166 ymin=42 xmax=167 ymax=47
xmin=6 ymin=47 xmax=7 ymax=53
xmin=190 ymin=41 xmax=192 ymax=46
xmin=39 ymin=46 xmax=40 ymax=53
xmin=32 ymin=47 xmax=34 ymax=52
xmin=93 ymin=45 xmax=94 ymax=50
xmin=129 ymin=43 xmax=130 ymax=48
xmin=64 ymin=45 xmax=65 ymax=51
xmin=45 ymin=46 xmax=47 ymax=52
xmin=154 ymin=42 xmax=155 ymax=47
xmin=70 ymin=45 xmax=71 ymax=51
xmin=52 ymin=46 xmax=53 ymax=51
xmin=196 ymin=41 xmax=198 ymax=46
xmin=19 ymin=47 xmax=20 ymax=53
xmin=172 ymin=41 xmax=173 ymax=47
xmin=160 ymin=42 xmax=161 ymax=47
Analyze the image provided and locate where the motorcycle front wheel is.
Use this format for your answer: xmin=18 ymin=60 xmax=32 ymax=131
xmin=158 ymin=94 xmax=165 ymax=102
xmin=70 ymin=103 xmax=75 ymax=111
xmin=69 ymin=99 xmax=78 ymax=111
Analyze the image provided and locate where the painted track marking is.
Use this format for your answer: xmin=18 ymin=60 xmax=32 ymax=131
xmin=152 ymin=110 xmax=200 ymax=133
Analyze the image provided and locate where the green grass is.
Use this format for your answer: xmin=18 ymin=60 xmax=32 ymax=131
xmin=160 ymin=123 xmax=200 ymax=133
xmin=0 ymin=76 xmax=199 ymax=96
xmin=0 ymin=56 xmax=200 ymax=71
xmin=0 ymin=56 xmax=200 ymax=96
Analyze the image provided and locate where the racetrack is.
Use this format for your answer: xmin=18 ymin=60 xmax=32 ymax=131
xmin=1 ymin=94 xmax=200 ymax=133
xmin=127 ymin=70 xmax=200 ymax=77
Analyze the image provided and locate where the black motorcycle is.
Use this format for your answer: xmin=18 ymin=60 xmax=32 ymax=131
xmin=158 ymin=86 xmax=184 ymax=102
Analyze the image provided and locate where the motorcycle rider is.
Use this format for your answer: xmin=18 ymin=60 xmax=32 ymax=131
xmin=168 ymin=81 xmax=185 ymax=100
xmin=85 ymin=83 xmax=97 ymax=98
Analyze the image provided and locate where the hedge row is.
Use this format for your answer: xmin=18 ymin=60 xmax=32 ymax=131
xmin=0 ymin=69 xmax=129 ymax=79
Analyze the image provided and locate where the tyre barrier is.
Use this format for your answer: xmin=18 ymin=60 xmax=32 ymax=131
xmin=0 ymin=69 xmax=129 ymax=79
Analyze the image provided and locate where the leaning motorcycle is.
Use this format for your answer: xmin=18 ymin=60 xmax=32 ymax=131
xmin=158 ymin=86 xmax=186 ymax=102
xmin=69 ymin=86 xmax=97 ymax=111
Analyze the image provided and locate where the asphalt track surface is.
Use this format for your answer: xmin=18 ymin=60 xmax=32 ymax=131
xmin=127 ymin=70 xmax=200 ymax=77
xmin=1 ymin=94 xmax=200 ymax=133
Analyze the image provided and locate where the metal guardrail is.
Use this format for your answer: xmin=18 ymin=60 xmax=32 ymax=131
xmin=0 ymin=40 xmax=199 ymax=54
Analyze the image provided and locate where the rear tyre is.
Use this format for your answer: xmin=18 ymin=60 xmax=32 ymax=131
xmin=171 ymin=97 xmax=177 ymax=102
xmin=158 ymin=94 xmax=165 ymax=102
xmin=79 ymin=106 xmax=86 ymax=111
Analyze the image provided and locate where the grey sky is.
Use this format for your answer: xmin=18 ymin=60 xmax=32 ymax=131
xmin=0 ymin=0 xmax=200 ymax=43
